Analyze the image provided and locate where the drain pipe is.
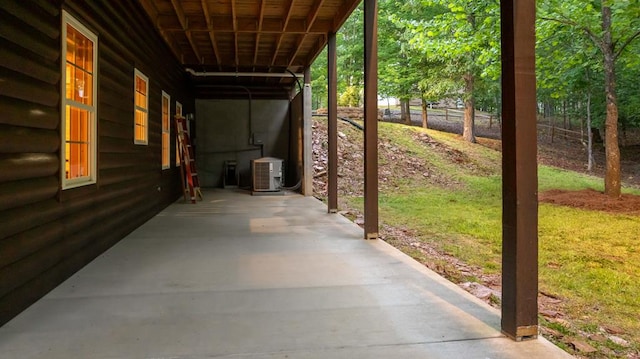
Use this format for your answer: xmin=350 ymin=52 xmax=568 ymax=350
xmin=186 ymin=68 xmax=304 ymax=79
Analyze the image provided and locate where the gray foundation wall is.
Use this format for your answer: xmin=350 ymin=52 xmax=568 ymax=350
xmin=195 ymin=99 xmax=292 ymax=188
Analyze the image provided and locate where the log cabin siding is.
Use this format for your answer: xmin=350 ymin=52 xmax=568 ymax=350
xmin=0 ymin=0 xmax=193 ymax=326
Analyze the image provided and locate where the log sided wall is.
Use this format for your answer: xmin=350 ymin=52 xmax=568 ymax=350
xmin=0 ymin=0 xmax=193 ymax=326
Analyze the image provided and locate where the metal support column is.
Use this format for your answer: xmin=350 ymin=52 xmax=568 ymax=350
xmin=302 ymin=67 xmax=313 ymax=196
xmin=500 ymin=0 xmax=539 ymax=340
xmin=327 ymin=33 xmax=338 ymax=213
xmin=363 ymin=0 xmax=378 ymax=240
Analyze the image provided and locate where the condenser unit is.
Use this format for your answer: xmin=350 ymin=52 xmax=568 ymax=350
xmin=251 ymin=157 xmax=284 ymax=192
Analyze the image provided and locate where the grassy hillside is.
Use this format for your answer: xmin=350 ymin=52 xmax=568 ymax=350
xmin=312 ymin=117 xmax=640 ymax=358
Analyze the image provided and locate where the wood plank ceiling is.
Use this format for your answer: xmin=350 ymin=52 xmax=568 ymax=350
xmin=138 ymin=0 xmax=360 ymax=93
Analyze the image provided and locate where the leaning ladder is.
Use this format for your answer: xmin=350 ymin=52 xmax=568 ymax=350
xmin=175 ymin=115 xmax=203 ymax=203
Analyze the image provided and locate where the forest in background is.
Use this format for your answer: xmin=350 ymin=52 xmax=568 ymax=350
xmin=310 ymin=0 xmax=640 ymax=196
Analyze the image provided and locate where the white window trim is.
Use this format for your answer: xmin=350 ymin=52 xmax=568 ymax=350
xmin=61 ymin=10 xmax=98 ymax=190
xmin=162 ymin=91 xmax=171 ymax=170
xmin=175 ymin=101 xmax=182 ymax=166
xmin=134 ymin=68 xmax=149 ymax=145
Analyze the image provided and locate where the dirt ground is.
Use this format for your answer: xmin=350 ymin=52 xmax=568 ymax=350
xmin=540 ymin=188 xmax=640 ymax=214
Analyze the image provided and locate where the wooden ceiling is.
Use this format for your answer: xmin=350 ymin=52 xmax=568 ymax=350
xmin=139 ymin=0 xmax=360 ymax=86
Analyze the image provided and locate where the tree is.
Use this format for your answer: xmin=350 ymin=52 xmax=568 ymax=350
xmin=536 ymin=13 xmax=601 ymax=169
xmin=311 ymin=47 xmax=328 ymax=110
xmin=310 ymin=3 xmax=364 ymax=109
xmin=539 ymin=0 xmax=640 ymax=197
xmin=377 ymin=0 xmax=429 ymax=125
xmin=406 ymin=0 xmax=501 ymax=143
xmin=337 ymin=3 xmax=364 ymax=91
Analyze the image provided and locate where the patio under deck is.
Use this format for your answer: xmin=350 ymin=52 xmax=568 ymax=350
xmin=0 ymin=190 xmax=570 ymax=358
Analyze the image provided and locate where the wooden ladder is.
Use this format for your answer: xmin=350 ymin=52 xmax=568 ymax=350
xmin=175 ymin=115 xmax=203 ymax=203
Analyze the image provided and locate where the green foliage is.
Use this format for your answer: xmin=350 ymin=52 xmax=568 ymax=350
xmin=311 ymin=47 xmax=328 ymax=110
xmin=337 ymin=2 xmax=364 ymax=90
xmin=537 ymin=0 xmax=640 ymax=129
xmin=338 ymin=85 xmax=361 ymax=107
xmin=310 ymin=3 xmax=364 ymax=109
xmin=618 ymin=54 xmax=640 ymax=127
xmin=378 ymin=0 xmax=436 ymax=100
xmin=402 ymin=0 xmax=501 ymax=109
xmin=310 ymin=0 xmax=639 ymax=130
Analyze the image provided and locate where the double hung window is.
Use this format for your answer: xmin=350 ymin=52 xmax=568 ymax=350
xmin=61 ymin=11 xmax=97 ymax=189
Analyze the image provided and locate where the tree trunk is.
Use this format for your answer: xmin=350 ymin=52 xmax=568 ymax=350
xmin=421 ymin=96 xmax=428 ymax=128
xmin=400 ymin=99 xmax=410 ymax=125
xmin=544 ymin=101 xmax=553 ymax=118
xmin=587 ymin=91 xmax=594 ymax=171
xmin=563 ymin=100 xmax=568 ymax=140
xmin=463 ymin=72 xmax=476 ymax=143
xmin=602 ymin=5 xmax=621 ymax=197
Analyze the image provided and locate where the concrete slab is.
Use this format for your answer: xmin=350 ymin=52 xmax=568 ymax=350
xmin=0 ymin=189 xmax=572 ymax=358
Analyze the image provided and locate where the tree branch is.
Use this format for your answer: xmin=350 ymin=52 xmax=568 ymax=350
xmin=539 ymin=16 xmax=604 ymax=50
xmin=614 ymin=30 xmax=640 ymax=59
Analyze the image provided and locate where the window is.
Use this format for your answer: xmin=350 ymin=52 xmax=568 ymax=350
xmin=162 ymin=91 xmax=170 ymax=169
xmin=61 ymin=11 xmax=97 ymax=189
xmin=175 ymin=101 xmax=182 ymax=166
xmin=134 ymin=69 xmax=148 ymax=144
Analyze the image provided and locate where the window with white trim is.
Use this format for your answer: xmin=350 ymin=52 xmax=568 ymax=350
xmin=61 ymin=11 xmax=97 ymax=189
xmin=162 ymin=91 xmax=170 ymax=169
xmin=134 ymin=69 xmax=148 ymax=144
xmin=175 ymin=101 xmax=183 ymax=166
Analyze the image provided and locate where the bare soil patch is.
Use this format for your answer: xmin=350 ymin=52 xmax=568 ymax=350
xmin=540 ymin=189 xmax=640 ymax=215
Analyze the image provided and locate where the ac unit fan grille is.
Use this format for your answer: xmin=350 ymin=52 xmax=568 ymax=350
xmin=254 ymin=162 xmax=271 ymax=190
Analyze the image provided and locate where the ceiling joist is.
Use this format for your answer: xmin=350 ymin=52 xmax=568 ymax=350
xmin=201 ymin=0 xmax=222 ymax=69
xmin=231 ymin=0 xmax=239 ymax=67
xmin=286 ymin=0 xmax=325 ymax=69
xmin=170 ymin=0 xmax=203 ymax=63
xmin=271 ymin=0 xmax=296 ymax=67
xmin=141 ymin=0 xmax=361 ymax=82
xmin=253 ymin=0 xmax=266 ymax=70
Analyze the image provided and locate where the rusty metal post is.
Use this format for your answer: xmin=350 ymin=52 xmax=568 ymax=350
xmin=327 ymin=33 xmax=338 ymax=213
xmin=302 ymin=67 xmax=313 ymax=196
xmin=500 ymin=0 xmax=539 ymax=340
xmin=363 ymin=0 xmax=378 ymax=240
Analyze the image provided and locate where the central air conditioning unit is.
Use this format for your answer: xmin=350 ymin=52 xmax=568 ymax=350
xmin=251 ymin=157 xmax=284 ymax=192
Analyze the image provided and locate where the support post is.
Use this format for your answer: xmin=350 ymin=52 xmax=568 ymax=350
xmin=500 ymin=0 xmax=539 ymax=340
xmin=302 ymin=67 xmax=313 ymax=196
xmin=363 ymin=0 xmax=378 ymax=240
xmin=328 ymin=33 xmax=338 ymax=213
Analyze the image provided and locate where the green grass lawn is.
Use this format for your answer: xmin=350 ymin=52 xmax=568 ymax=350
xmin=343 ymin=122 xmax=640 ymax=355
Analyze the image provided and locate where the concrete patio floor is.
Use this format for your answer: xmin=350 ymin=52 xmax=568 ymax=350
xmin=0 ymin=189 xmax=571 ymax=358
